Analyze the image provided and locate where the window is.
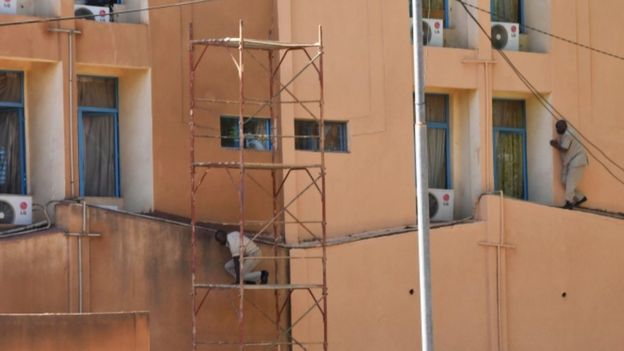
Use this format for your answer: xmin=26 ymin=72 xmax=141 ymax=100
xmin=294 ymin=120 xmax=348 ymax=153
xmin=425 ymin=94 xmax=451 ymax=189
xmin=220 ymin=116 xmax=271 ymax=151
xmin=0 ymin=71 xmax=26 ymax=195
xmin=78 ymin=76 xmax=120 ymax=197
xmin=491 ymin=0 xmax=524 ymax=30
xmin=493 ymin=99 xmax=527 ymax=199
xmin=75 ymin=1 xmax=123 ymax=5
xmin=409 ymin=0 xmax=449 ymax=26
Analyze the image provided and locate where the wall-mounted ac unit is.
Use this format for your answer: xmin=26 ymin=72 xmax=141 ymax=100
xmin=0 ymin=0 xmax=34 ymax=15
xmin=491 ymin=21 xmax=520 ymax=51
xmin=74 ymin=5 xmax=110 ymax=22
xmin=0 ymin=194 xmax=32 ymax=226
xmin=422 ymin=18 xmax=444 ymax=47
xmin=429 ymin=188 xmax=454 ymax=222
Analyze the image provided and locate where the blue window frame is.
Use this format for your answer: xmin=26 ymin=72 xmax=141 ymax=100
xmin=294 ymin=120 xmax=348 ymax=153
xmin=425 ymin=93 xmax=451 ymax=189
xmin=0 ymin=71 xmax=26 ymax=195
xmin=492 ymin=99 xmax=527 ymax=200
xmin=490 ymin=0 xmax=525 ymax=33
xmin=220 ymin=116 xmax=272 ymax=151
xmin=77 ymin=76 xmax=120 ymax=197
xmin=409 ymin=0 xmax=450 ymax=28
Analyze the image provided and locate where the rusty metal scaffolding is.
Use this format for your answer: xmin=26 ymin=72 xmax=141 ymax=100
xmin=188 ymin=21 xmax=328 ymax=350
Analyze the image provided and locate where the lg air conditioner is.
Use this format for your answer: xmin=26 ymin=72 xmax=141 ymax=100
xmin=0 ymin=0 xmax=34 ymax=15
xmin=74 ymin=5 xmax=111 ymax=22
xmin=0 ymin=194 xmax=32 ymax=226
xmin=429 ymin=188 xmax=454 ymax=222
xmin=422 ymin=18 xmax=444 ymax=47
xmin=491 ymin=21 xmax=520 ymax=51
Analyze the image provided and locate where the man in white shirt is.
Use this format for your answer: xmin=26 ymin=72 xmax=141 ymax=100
xmin=550 ymin=120 xmax=589 ymax=209
xmin=215 ymin=230 xmax=268 ymax=284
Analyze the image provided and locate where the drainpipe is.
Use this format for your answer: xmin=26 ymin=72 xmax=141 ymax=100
xmin=48 ymin=27 xmax=81 ymax=197
xmin=411 ymin=0 xmax=434 ymax=350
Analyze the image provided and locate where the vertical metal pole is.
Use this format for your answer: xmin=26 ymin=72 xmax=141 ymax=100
xmin=318 ymin=26 xmax=329 ymax=351
xmin=268 ymin=48 xmax=283 ymax=350
xmin=237 ymin=20 xmax=246 ymax=351
xmin=188 ymin=23 xmax=198 ymax=351
xmin=68 ymin=31 xmax=76 ymax=198
xmin=411 ymin=0 xmax=434 ymax=350
xmin=79 ymin=200 xmax=86 ymax=313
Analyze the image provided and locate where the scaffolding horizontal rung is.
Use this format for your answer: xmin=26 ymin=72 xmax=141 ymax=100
xmin=195 ymin=98 xmax=321 ymax=105
xmin=193 ymin=162 xmax=322 ymax=170
xmin=194 ymin=283 xmax=323 ymax=290
xmin=191 ymin=37 xmax=320 ymax=50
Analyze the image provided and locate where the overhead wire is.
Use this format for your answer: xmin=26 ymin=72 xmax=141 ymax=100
xmin=0 ymin=0 xmax=218 ymax=27
xmin=455 ymin=0 xmax=624 ymax=187
xmin=454 ymin=0 xmax=624 ymax=62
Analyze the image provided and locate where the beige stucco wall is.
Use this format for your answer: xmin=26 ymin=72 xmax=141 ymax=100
xmin=291 ymin=195 xmax=624 ymax=350
xmin=0 ymin=312 xmax=149 ymax=351
xmin=0 ymin=204 xmax=284 ymax=351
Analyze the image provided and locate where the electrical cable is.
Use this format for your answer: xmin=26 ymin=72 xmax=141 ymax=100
xmin=0 ymin=0 xmax=218 ymax=27
xmin=456 ymin=0 xmax=624 ymax=187
xmin=454 ymin=0 xmax=624 ymax=62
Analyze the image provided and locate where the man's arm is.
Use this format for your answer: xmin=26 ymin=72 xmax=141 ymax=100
xmin=550 ymin=139 xmax=569 ymax=152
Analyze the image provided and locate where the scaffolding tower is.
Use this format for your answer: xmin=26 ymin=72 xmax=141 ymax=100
xmin=188 ymin=21 xmax=328 ymax=350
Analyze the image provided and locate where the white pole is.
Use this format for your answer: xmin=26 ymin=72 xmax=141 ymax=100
xmin=411 ymin=0 xmax=434 ymax=350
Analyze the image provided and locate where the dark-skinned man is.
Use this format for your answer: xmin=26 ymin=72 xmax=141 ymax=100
xmin=215 ymin=230 xmax=268 ymax=285
xmin=550 ymin=120 xmax=588 ymax=209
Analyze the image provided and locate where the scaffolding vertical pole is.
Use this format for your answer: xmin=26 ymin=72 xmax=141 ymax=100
xmin=237 ymin=20 xmax=246 ymax=351
xmin=318 ymin=25 xmax=329 ymax=351
xmin=268 ymin=47 xmax=283 ymax=351
xmin=411 ymin=0 xmax=434 ymax=350
xmin=188 ymin=23 xmax=199 ymax=351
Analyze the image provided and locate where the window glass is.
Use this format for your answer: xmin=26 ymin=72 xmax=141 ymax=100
xmin=220 ymin=116 xmax=271 ymax=151
xmin=82 ymin=112 xmax=117 ymax=197
xmin=0 ymin=110 xmax=23 ymax=194
xmin=0 ymin=72 xmax=21 ymax=103
xmin=78 ymin=76 xmax=119 ymax=197
xmin=491 ymin=0 xmax=520 ymax=23
xmin=493 ymin=99 xmax=525 ymax=128
xmin=425 ymin=94 xmax=450 ymax=188
xmin=493 ymin=99 xmax=526 ymax=199
xmin=409 ymin=0 xmax=445 ymax=20
xmin=295 ymin=120 xmax=348 ymax=152
xmin=78 ymin=76 xmax=116 ymax=108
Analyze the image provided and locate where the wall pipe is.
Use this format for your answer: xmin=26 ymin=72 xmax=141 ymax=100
xmin=49 ymin=27 xmax=81 ymax=197
xmin=411 ymin=0 xmax=434 ymax=350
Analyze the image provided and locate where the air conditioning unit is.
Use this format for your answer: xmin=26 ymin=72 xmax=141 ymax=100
xmin=0 ymin=0 xmax=34 ymax=15
xmin=429 ymin=188 xmax=454 ymax=222
xmin=0 ymin=194 xmax=32 ymax=226
xmin=422 ymin=18 xmax=444 ymax=47
xmin=74 ymin=5 xmax=110 ymax=22
xmin=491 ymin=21 xmax=520 ymax=51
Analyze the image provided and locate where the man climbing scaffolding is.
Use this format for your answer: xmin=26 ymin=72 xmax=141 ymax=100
xmin=215 ymin=230 xmax=269 ymax=285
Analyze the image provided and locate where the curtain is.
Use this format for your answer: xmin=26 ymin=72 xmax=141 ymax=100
xmin=491 ymin=0 xmax=520 ymax=23
xmin=78 ymin=76 xmax=116 ymax=108
xmin=0 ymin=110 xmax=21 ymax=194
xmin=428 ymin=128 xmax=447 ymax=188
xmin=83 ymin=113 xmax=116 ymax=197
xmin=425 ymin=94 xmax=447 ymax=123
xmin=495 ymin=132 xmax=524 ymax=199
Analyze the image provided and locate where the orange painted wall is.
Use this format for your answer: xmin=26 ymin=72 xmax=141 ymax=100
xmin=0 ymin=312 xmax=149 ymax=351
xmin=291 ymin=195 xmax=624 ymax=350
xmin=0 ymin=204 xmax=285 ymax=351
